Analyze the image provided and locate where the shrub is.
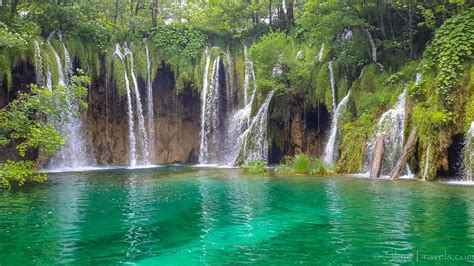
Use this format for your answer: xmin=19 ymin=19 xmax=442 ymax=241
xmin=242 ymin=161 xmax=268 ymax=174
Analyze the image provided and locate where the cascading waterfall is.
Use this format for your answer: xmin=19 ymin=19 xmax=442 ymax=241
xmin=422 ymin=144 xmax=431 ymax=180
xmin=365 ymin=29 xmax=384 ymax=70
xmin=364 ymin=89 xmax=407 ymax=175
xmin=239 ymin=91 xmax=275 ymax=162
xmin=47 ymin=35 xmax=90 ymax=169
xmin=144 ymin=41 xmax=155 ymax=162
xmin=199 ymin=47 xmax=212 ymax=163
xmin=322 ymin=90 xmax=351 ymax=165
xmin=328 ymin=61 xmax=337 ymax=112
xmin=224 ymin=45 xmax=258 ymax=165
xmin=124 ymin=47 xmax=150 ymax=165
xmin=463 ymin=122 xmax=474 ymax=181
xmin=114 ymin=44 xmax=137 ymax=166
xmin=199 ymin=56 xmax=221 ymax=164
xmin=47 ymin=33 xmax=66 ymax=87
xmin=34 ymin=41 xmax=44 ymax=85
xmin=318 ymin=44 xmax=325 ymax=62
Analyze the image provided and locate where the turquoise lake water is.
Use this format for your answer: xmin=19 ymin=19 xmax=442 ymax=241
xmin=0 ymin=166 xmax=473 ymax=265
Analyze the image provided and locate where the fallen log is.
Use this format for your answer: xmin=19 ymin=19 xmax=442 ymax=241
xmin=390 ymin=127 xmax=418 ymax=180
xmin=370 ymin=133 xmax=385 ymax=178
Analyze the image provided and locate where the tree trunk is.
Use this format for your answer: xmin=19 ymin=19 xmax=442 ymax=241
xmin=286 ymin=0 xmax=294 ymax=27
xmin=390 ymin=128 xmax=418 ymax=180
xmin=370 ymin=133 xmax=385 ymax=178
xmin=151 ymin=0 xmax=158 ymax=27
xmin=113 ymin=0 xmax=119 ymax=33
xmin=268 ymin=0 xmax=272 ymax=26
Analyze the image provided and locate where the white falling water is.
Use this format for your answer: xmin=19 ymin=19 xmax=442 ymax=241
xmin=48 ymin=39 xmax=89 ymax=169
xmin=144 ymin=41 xmax=155 ymax=163
xmin=328 ymin=61 xmax=337 ymax=112
xmin=239 ymin=91 xmax=275 ymax=162
xmin=114 ymin=44 xmax=137 ymax=166
xmin=33 ymin=41 xmax=44 ymax=85
xmin=224 ymin=45 xmax=258 ymax=165
xmin=243 ymin=45 xmax=257 ymax=106
xmin=322 ymin=90 xmax=351 ymax=165
xmin=46 ymin=68 xmax=53 ymax=91
xmin=422 ymin=144 xmax=431 ymax=180
xmin=199 ymin=48 xmax=212 ymax=163
xmin=463 ymin=122 xmax=474 ymax=181
xmin=63 ymin=43 xmax=73 ymax=85
xmin=365 ymin=29 xmax=384 ymax=70
xmin=124 ymin=47 xmax=150 ymax=165
xmin=47 ymin=33 xmax=66 ymax=87
xmin=199 ymin=56 xmax=221 ymax=164
xmin=364 ymin=89 xmax=407 ymax=175
xmin=318 ymin=44 xmax=325 ymax=62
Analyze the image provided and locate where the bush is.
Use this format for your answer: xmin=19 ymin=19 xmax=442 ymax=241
xmin=242 ymin=161 xmax=268 ymax=174
xmin=276 ymin=154 xmax=328 ymax=175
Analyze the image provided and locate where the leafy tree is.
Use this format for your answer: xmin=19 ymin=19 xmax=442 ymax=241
xmin=0 ymin=73 xmax=89 ymax=189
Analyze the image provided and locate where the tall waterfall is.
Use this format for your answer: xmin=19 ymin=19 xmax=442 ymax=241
xmin=463 ymin=122 xmax=474 ymax=181
xmin=145 ymin=41 xmax=155 ymax=162
xmin=224 ymin=45 xmax=258 ymax=165
xmin=422 ymin=144 xmax=431 ymax=180
xmin=365 ymin=29 xmax=384 ymax=70
xmin=114 ymin=43 xmax=153 ymax=166
xmin=364 ymin=89 xmax=407 ymax=175
xmin=328 ymin=61 xmax=337 ymax=112
xmin=318 ymin=44 xmax=325 ymax=62
xmin=114 ymin=44 xmax=137 ymax=166
xmin=125 ymin=47 xmax=150 ymax=165
xmin=243 ymin=45 xmax=257 ymax=106
xmin=322 ymin=90 xmax=351 ymax=165
xmin=199 ymin=56 xmax=221 ymax=164
xmin=199 ymin=47 xmax=212 ymax=163
xmin=46 ymin=35 xmax=90 ymax=169
xmin=34 ymin=41 xmax=43 ymax=85
xmin=239 ymin=91 xmax=275 ymax=162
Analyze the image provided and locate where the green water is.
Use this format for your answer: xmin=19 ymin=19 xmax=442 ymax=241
xmin=1 ymin=167 xmax=474 ymax=265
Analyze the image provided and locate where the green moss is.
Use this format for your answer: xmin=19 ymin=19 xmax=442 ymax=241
xmin=336 ymin=120 xmax=368 ymax=173
xmin=112 ymin=57 xmax=126 ymax=96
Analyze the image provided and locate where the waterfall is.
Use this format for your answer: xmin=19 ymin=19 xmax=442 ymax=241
xmin=318 ymin=44 xmax=325 ymax=62
xmin=365 ymin=29 xmax=384 ymax=70
xmin=224 ymin=45 xmax=258 ymax=165
xmin=322 ymin=90 xmax=351 ymax=165
xmin=114 ymin=44 xmax=137 ymax=166
xmin=422 ymin=144 xmax=431 ymax=180
xmin=463 ymin=122 xmax=474 ymax=181
xmin=243 ymin=45 xmax=257 ymax=106
xmin=47 ymin=33 xmax=66 ymax=87
xmin=47 ymin=38 xmax=90 ymax=169
xmin=145 ymin=41 xmax=155 ymax=163
xmin=364 ymin=89 xmax=407 ymax=175
xmin=199 ymin=48 xmax=211 ymax=163
xmin=239 ymin=91 xmax=275 ymax=162
xmin=46 ymin=68 xmax=53 ymax=91
xmin=328 ymin=61 xmax=337 ymax=112
xmin=199 ymin=56 xmax=221 ymax=164
xmin=63 ymin=43 xmax=73 ymax=85
xmin=124 ymin=47 xmax=150 ymax=165
xmin=34 ymin=41 xmax=43 ymax=85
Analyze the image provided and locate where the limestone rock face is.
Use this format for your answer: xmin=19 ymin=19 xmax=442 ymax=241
xmin=86 ymin=64 xmax=201 ymax=166
xmin=268 ymin=95 xmax=330 ymax=163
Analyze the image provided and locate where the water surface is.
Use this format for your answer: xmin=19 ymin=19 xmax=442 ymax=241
xmin=1 ymin=167 xmax=474 ymax=264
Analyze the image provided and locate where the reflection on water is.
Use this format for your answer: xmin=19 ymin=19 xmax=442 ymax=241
xmin=1 ymin=167 xmax=474 ymax=264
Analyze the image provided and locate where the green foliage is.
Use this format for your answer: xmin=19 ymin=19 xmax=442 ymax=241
xmin=0 ymin=160 xmax=47 ymax=189
xmin=242 ymin=160 xmax=268 ymax=174
xmin=424 ymin=10 xmax=474 ymax=104
xmin=0 ymin=72 xmax=89 ymax=189
xmin=276 ymin=154 xmax=328 ymax=175
xmin=336 ymin=121 xmax=368 ymax=173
